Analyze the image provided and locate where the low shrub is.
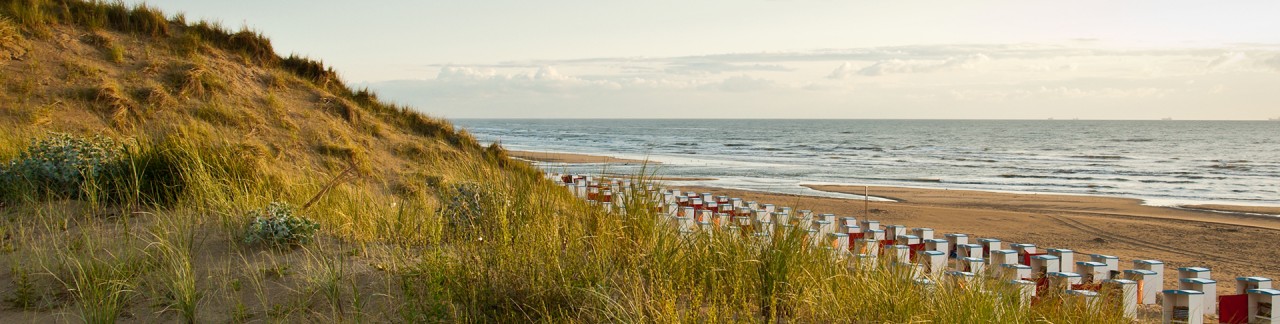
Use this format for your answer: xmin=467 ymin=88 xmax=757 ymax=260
xmin=0 ymin=133 xmax=124 ymax=200
xmin=0 ymin=133 xmax=187 ymax=206
xmin=242 ymin=202 xmax=319 ymax=247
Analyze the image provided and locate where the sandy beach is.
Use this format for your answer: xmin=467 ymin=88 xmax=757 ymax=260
xmin=674 ymin=185 xmax=1280 ymax=295
xmin=536 ymin=150 xmax=1280 ymax=294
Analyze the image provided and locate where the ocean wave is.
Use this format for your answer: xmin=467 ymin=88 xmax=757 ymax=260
xmin=1174 ymin=175 xmax=1229 ymax=180
xmin=1139 ymin=179 xmax=1196 ymax=184
xmin=951 ymin=157 xmax=999 ymax=163
xmin=842 ymin=146 xmax=885 ymax=152
xmin=1000 ymin=174 xmax=1096 ymax=180
xmin=456 ymin=119 xmax=1280 ymax=204
xmin=1071 ymin=155 xmax=1130 ymax=160
xmin=946 ymin=180 xmax=1120 ymax=190
xmin=1206 ymin=163 xmax=1251 ymax=171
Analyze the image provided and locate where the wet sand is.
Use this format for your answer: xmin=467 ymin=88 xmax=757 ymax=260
xmin=1182 ymin=204 xmax=1280 ymax=216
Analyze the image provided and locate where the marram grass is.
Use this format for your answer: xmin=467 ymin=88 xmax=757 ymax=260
xmin=1 ymin=133 xmax=1135 ymax=322
xmin=0 ymin=0 xmax=1135 ymax=322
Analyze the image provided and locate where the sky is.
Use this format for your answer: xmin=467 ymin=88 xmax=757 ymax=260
xmin=128 ymin=1 xmax=1280 ymax=119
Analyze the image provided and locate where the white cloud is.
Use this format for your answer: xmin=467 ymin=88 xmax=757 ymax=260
xmin=419 ymin=65 xmax=632 ymax=96
xmin=1262 ymin=54 xmax=1280 ymax=72
xmin=369 ymin=43 xmax=1280 ymax=119
xmin=856 ymin=54 xmax=990 ymax=76
xmin=826 ymin=62 xmax=858 ymax=79
xmin=1025 ymin=63 xmax=1079 ymax=72
xmin=1203 ymin=51 xmax=1280 ymax=73
xmin=716 ymin=75 xmax=777 ymax=92
xmin=436 ymin=66 xmax=501 ymax=81
xmin=664 ymin=62 xmax=792 ymax=75
xmin=1206 ymin=52 xmax=1248 ymax=70
xmin=948 ymin=86 xmax=1175 ymax=101
xmin=533 ymin=66 xmax=569 ymax=81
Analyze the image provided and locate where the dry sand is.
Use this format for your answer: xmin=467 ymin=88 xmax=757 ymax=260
xmin=528 ymin=150 xmax=1280 ymax=294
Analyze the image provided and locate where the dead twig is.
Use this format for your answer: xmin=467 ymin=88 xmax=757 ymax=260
xmin=302 ymin=158 xmax=359 ymax=210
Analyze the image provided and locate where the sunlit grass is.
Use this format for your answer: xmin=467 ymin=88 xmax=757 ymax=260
xmin=0 ymin=0 xmax=1138 ymax=322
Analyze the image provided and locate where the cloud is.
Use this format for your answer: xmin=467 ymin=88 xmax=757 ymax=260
xmin=664 ymin=61 xmax=792 ymax=75
xmin=948 ymin=86 xmax=1175 ymax=101
xmin=436 ymin=66 xmax=501 ymax=81
xmin=421 ymin=65 xmax=629 ymax=95
xmin=1025 ymin=63 xmax=1079 ymax=72
xmin=1203 ymin=51 xmax=1280 ymax=73
xmin=370 ymin=42 xmax=1280 ymax=119
xmin=430 ymin=43 xmax=1278 ymax=73
xmin=1206 ymin=52 xmax=1248 ymax=70
xmin=1262 ymin=54 xmax=1280 ymax=72
xmin=826 ymin=62 xmax=858 ymax=79
xmin=856 ymin=54 xmax=990 ymax=76
xmin=716 ymin=75 xmax=777 ymax=92
xmin=533 ymin=66 xmax=569 ymax=81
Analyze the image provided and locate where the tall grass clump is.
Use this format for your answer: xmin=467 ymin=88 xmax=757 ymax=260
xmin=1 ymin=0 xmax=168 ymax=38
xmin=147 ymin=216 xmax=200 ymax=324
xmin=166 ymin=63 xmax=226 ymax=99
xmin=280 ymin=54 xmax=338 ymax=87
xmin=0 ymin=16 xmax=25 ymax=49
xmin=1 ymin=0 xmax=54 ymax=33
xmin=38 ymin=229 xmax=150 ymax=324
xmin=185 ymin=20 xmax=276 ymax=64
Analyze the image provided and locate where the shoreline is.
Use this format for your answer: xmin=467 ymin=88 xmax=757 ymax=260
xmin=1180 ymin=204 xmax=1280 ymax=216
xmin=803 ymin=185 xmax=1280 ymax=230
xmin=516 ymin=149 xmax=1280 ymax=214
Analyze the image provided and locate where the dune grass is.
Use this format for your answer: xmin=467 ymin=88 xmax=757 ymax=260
xmin=0 ymin=131 xmax=1137 ymax=322
xmin=0 ymin=1 xmax=1139 ymax=322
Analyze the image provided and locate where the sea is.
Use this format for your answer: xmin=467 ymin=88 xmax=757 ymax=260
xmin=453 ymin=119 xmax=1280 ymax=207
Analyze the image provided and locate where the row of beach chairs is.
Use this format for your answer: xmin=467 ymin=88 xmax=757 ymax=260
xmin=546 ymin=173 xmax=1278 ymax=324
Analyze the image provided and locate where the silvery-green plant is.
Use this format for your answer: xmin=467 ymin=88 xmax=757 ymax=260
xmin=0 ymin=133 xmax=124 ymax=198
xmin=243 ymin=202 xmax=320 ymax=246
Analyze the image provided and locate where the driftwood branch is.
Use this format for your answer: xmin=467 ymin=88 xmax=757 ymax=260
xmin=302 ymin=159 xmax=359 ymax=210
